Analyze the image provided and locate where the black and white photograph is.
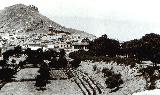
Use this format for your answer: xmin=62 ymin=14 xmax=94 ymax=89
xmin=0 ymin=0 xmax=160 ymax=95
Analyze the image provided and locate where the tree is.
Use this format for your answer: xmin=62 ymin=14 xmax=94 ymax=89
xmin=25 ymin=48 xmax=32 ymax=56
xmin=3 ymin=50 xmax=14 ymax=60
xmin=69 ymin=50 xmax=88 ymax=59
xmin=43 ymin=49 xmax=58 ymax=61
xmin=19 ymin=61 xmax=25 ymax=69
xmin=121 ymin=33 xmax=160 ymax=62
xmin=70 ymin=58 xmax=81 ymax=68
xmin=0 ymin=60 xmax=7 ymax=69
xmin=58 ymin=57 xmax=68 ymax=69
xmin=14 ymin=45 xmax=22 ymax=57
xmin=49 ymin=57 xmax=58 ymax=68
xmin=59 ymin=49 xmax=66 ymax=58
xmin=24 ymin=48 xmax=44 ymax=67
xmin=150 ymin=52 xmax=160 ymax=68
xmin=0 ymin=68 xmax=16 ymax=81
xmin=57 ymin=49 xmax=68 ymax=69
xmin=105 ymin=73 xmax=123 ymax=92
xmin=0 ymin=60 xmax=16 ymax=81
xmin=36 ymin=48 xmax=44 ymax=65
xmin=89 ymin=34 xmax=120 ymax=57
xmin=35 ymin=63 xmax=50 ymax=91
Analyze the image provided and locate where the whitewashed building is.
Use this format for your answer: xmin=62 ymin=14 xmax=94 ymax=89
xmin=71 ymin=38 xmax=90 ymax=51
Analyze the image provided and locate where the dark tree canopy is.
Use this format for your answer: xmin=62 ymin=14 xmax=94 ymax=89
xmin=120 ymin=33 xmax=160 ymax=67
xmin=89 ymin=34 xmax=120 ymax=57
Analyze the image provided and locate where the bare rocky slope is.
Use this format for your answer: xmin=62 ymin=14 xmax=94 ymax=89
xmin=0 ymin=4 xmax=95 ymax=38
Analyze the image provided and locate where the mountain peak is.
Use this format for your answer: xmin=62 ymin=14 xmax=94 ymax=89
xmin=4 ymin=4 xmax=39 ymax=13
xmin=0 ymin=4 xmax=95 ymax=39
xmin=6 ymin=4 xmax=26 ymax=8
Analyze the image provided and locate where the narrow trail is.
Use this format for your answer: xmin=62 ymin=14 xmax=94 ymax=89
xmin=65 ymin=69 xmax=102 ymax=95
xmin=78 ymin=70 xmax=102 ymax=94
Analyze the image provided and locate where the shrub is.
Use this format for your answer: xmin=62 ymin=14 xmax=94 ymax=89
xmin=147 ymin=75 xmax=158 ymax=90
xmin=35 ymin=64 xmax=50 ymax=90
xmin=105 ymin=73 xmax=123 ymax=89
xmin=93 ymin=65 xmax=97 ymax=71
xmin=48 ymin=58 xmax=58 ymax=68
xmin=138 ymin=66 xmax=160 ymax=90
xmin=139 ymin=66 xmax=155 ymax=76
xmin=19 ymin=61 xmax=25 ymax=68
xmin=58 ymin=57 xmax=68 ymax=68
xmin=11 ymin=59 xmax=16 ymax=64
xmin=70 ymin=58 xmax=81 ymax=68
xmin=35 ymin=74 xmax=47 ymax=91
xmin=0 ymin=68 xmax=16 ymax=81
xmin=102 ymin=68 xmax=113 ymax=77
xmin=130 ymin=62 xmax=136 ymax=68
xmin=14 ymin=45 xmax=22 ymax=57
xmin=0 ymin=60 xmax=7 ymax=68
xmin=102 ymin=68 xmax=123 ymax=91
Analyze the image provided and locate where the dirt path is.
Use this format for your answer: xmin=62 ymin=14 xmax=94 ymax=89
xmin=65 ymin=69 xmax=102 ymax=95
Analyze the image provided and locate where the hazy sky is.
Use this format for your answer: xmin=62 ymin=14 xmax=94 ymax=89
xmin=1 ymin=0 xmax=160 ymax=41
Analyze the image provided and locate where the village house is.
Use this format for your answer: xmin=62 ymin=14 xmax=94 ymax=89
xmin=71 ymin=38 xmax=90 ymax=52
xmin=44 ymin=41 xmax=72 ymax=53
xmin=70 ymin=34 xmax=81 ymax=42
xmin=72 ymin=42 xmax=89 ymax=51
xmin=46 ymin=44 xmax=55 ymax=49
xmin=24 ymin=43 xmax=42 ymax=50
xmin=54 ymin=41 xmax=71 ymax=49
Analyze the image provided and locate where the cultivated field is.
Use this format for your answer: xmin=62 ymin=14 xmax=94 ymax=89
xmin=0 ymin=61 xmax=159 ymax=95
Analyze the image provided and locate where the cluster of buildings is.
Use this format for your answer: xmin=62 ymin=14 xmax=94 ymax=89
xmin=26 ymin=26 xmax=90 ymax=53
xmin=0 ymin=25 xmax=93 ymax=55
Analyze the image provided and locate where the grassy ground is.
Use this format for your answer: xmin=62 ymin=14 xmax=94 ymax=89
xmin=0 ymin=80 xmax=82 ymax=95
xmin=0 ymin=68 xmax=82 ymax=95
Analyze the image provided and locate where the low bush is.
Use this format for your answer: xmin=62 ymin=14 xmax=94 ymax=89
xmin=70 ymin=58 xmax=81 ymax=68
xmin=139 ymin=66 xmax=155 ymax=77
xmin=138 ymin=66 xmax=160 ymax=90
xmin=92 ymin=65 xmax=97 ymax=71
xmin=0 ymin=68 xmax=16 ymax=81
xmin=105 ymin=73 xmax=123 ymax=89
xmin=11 ymin=59 xmax=16 ymax=64
xmin=102 ymin=68 xmax=123 ymax=91
xmin=102 ymin=68 xmax=113 ymax=77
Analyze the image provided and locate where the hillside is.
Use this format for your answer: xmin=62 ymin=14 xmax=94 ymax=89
xmin=0 ymin=4 xmax=95 ymax=38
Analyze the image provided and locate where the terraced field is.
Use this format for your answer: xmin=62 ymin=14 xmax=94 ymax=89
xmin=0 ymin=68 xmax=103 ymax=95
xmin=65 ymin=69 xmax=103 ymax=95
xmin=50 ymin=69 xmax=68 ymax=80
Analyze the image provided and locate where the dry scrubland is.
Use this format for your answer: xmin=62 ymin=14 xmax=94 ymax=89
xmin=0 ymin=61 xmax=156 ymax=95
xmin=78 ymin=61 xmax=146 ymax=95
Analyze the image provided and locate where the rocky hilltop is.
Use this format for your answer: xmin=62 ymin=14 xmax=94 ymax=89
xmin=0 ymin=4 xmax=95 ymax=38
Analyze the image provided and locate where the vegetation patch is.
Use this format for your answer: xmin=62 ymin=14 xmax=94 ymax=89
xmin=138 ymin=66 xmax=160 ymax=90
xmin=102 ymin=68 xmax=123 ymax=92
